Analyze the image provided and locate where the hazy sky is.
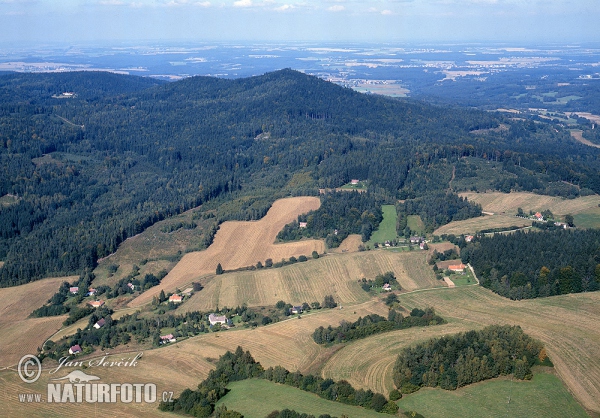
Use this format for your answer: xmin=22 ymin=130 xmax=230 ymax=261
xmin=1 ymin=0 xmax=598 ymax=45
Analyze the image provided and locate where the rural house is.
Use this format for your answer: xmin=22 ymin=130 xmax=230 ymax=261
xmin=410 ymin=236 xmax=424 ymax=244
xmin=383 ymin=283 xmax=392 ymax=291
xmin=89 ymin=300 xmax=105 ymax=308
xmin=69 ymin=344 xmax=82 ymax=355
xmin=86 ymin=288 xmax=97 ymax=296
xmin=209 ymin=313 xmax=227 ymax=326
xmin=160 ymin=334 xmax=176 ymax=343
xmin=169 ymin=294 xmax=183 ymax=303
xmin=290 ymin=306 xmax=303 ymax=314
xmin=93 ymin=318 xmax=106 ymax=329
xmin=299 ymin=222 xmax=307 ymax=228
xmin=127 ymin=283 xmax=135 ymax=291
xmin=351 ymin=179 xmax=360 ymax=185
xmin=69 ymin=286 xmax=79 ymax=294
xmin=448 ymin=264 xmax=466 ymax=273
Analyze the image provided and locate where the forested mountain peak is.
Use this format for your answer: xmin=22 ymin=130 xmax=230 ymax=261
xmin=1 ymin=70 xmax=599 ymax=285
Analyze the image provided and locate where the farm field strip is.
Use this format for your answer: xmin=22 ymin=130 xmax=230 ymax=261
xmin=129 ymin=196 xmax=323 ymax=307
xmin=182 ymin=250 xmax=439 ymax=311
xmin=434 ymin=213 xmax=532 ymax=235
xmin=460 ymin=191 xmax=600 ymax=215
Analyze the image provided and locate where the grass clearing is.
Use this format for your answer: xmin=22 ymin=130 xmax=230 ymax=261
xmin=368 ymin=205 xmax=398 ymax=245
xmin=216 ymin=379 xmax=389 ymax=418
xmin=573 ymin=206 xmax=600 ymax=229
xmin=406 ymin=215 xmax=425 ymax=235
xmin=339 ymin=180 xmax=368 ymax=190
xmin=397 ymin=371 xmax=588 ymax=418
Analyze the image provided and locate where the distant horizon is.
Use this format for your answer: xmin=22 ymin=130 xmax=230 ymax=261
xmin=1 ymin=1 xmax=598 ymax=46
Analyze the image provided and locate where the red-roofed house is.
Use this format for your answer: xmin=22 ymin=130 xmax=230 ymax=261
xmin=69 ymin=344 xmax=82 ymax=355
xmin=160 ymin=334 xmax=176 ymax=343
xmin=89 ymin=300 xmax=105 ymax=308
xmin=448 ymin=264 xmax=466 ymax=272
xmin=169 ymin=294 xmax=183 ymax=303
xmin=70 ymin=286 xmax=79 ymax=294
xmin=534 ymin=212 xmax=544 ymax=221
xmin=93 ymin=318 xmax=106 ymax=329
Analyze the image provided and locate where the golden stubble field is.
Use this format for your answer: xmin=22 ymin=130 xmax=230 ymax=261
xmin=181 ymin=250 xmax=442 ymax=312
xmin=130 ymin=197 xmax=324 ymax=307
xmin=0 ymin=276 xmax=75 ymax=368
xmin=460 ymin=191 xmax=600 ymax=216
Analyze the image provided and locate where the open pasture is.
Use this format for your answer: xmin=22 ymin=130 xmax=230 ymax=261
xmin=216 ymin=379 xmax=389 ymax=418
xmin=181 ymin=250 xmax=442 ymax=312
xmin=397 ymin=371 xmax=589 ymax=418
xmin=93 ymin=208 xmax=215 ymax=287
xmin=367 ymin=205 xmax=398 ymax=245
xmin=129 ymin=197 xmax=324 ymax=307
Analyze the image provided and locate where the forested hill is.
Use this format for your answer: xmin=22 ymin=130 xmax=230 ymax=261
xmin=1 ymin=69 xmax=600 ymax=286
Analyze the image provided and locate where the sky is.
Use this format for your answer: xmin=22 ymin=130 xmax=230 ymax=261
xmin=1 ymin=0 xmax=599 ymax=45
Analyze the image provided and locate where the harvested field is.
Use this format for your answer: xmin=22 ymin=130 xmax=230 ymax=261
xmin=322 ymin=322 xmax=471 ymax=394
xmin=332 ymin=234 xmax=363 ymax=253
xmin=130 ymin=197 xmax=324 ymax=307
xmin=0 ymin=276 xmax=73 ymax=367
xmin=323 ymin=286 xmax=600 ymax=414
xmin=570 ymin=129 xmax=600 ymax=149
xmin=434 ymin=214 xmax=532 ymax=235
xmin=459 ymin=192 xmax=600 ymax=216
xmin=181 ymin=250 xmax=443 ymax=312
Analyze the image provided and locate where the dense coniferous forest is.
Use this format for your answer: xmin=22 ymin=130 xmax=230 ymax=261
xmin=277 ymin=191 xmax=384 ymax=246
xmin=462 ymin=229 xmax=600 ymax=300
xmin=2 ymin=69 xmax=600 ymax=285
xmin=392 ymin=325 xmax=545 ymax=393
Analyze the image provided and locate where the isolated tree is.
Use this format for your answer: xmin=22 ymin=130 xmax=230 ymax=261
xmin=323 ymin=295 xmax=337 ymax=309
xmin=565 ymin=214 xmax=575 ymax=227
xmin=216 ymin=263 xmax=224 ymax=275
xmin=311 ymin=251 xmax=319 ymax=259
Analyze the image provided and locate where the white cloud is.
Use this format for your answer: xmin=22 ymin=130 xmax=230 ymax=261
xmin=195 ymin=1 xmax=211 ymax=6
xmin=233 ymin=0 xmax=252 ymax=7
xmin=99 ymin=0 xmax=125 ymax=5
xmin=328 ymin=4 xmax=344 ymax=12
xmin=274 ymin=4 xmax=295 ymax=11
xmin=381 ymin=9 xmax=393 ymax=15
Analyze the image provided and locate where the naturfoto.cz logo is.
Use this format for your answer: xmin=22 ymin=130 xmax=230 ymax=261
xmin=17 ymin=353 xmax=173 ymax=404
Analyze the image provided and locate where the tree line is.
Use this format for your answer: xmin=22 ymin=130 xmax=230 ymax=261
xmin=312 ymin=307 xmax=445 ymax=345
xmin=160 ymin=346 xmax=399 ymax=417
